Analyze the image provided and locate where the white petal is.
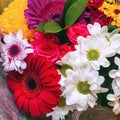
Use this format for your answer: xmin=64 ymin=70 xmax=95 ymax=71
xmin=115 ymin=57 xmax=120 ymax=66
xmin=107 ymin=94 xmax=116 ymax=101
xmin=21 ymin=61 xmax=27 ymax=69
xmin=16 ymin=29 xmax=23 ymax=40
xmin=25 ymin=48 xmax=33 ymax=53
xmin=15 ymin=60 xmax=21 ymax=67
xmin=97 ymin=76 xmax=105 ymax=85
xmin=113 ymin=103 xmax=120 ymax=114
xmin=66 ymin=91 xmax=80 ymax=105
xmin=109 ymin=70 xmax=117 ymax=78
xmin=90 ymin=84 xmax=97 ymax=91
xmin=10 ymin=61 xmax=16 ymax=70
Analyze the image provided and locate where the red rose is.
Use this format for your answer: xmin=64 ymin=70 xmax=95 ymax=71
xmin=31 ymin=40 xmax=59 ymax=62
xmin=67 ymin=23 xmax=89 ymax=44
xmin=87 ymin=0 xmax=104 ymax=9
xmin=90 ymin=10 xmax=112 ymax=26
xmin=34 ymin=31 xmax=60 ymax=44
xmin=59 ymin=43 xmax=75 ymax=59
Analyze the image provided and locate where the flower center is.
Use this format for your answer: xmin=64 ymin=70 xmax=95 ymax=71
xmin=21 ymin=72 xmax=42 ymax=99
xmin=58 ymin=96 xmax=66 ymax=107
xmin=87 ymin=49 xmax=100 ymax=61
xmin=77 ymin=81 xmax=90 ymax=94
xmin=114 ymin=9 xmax=120 ymax=15
xmin=27 ymin=77 xmax=37 ymax=90
xmin=59 ymin=64 xmax=73 ymax=77
xmin=8 ymin=44 xmax=21 ymax=57
xmin=52 ymin=14 xmax=60 ymax=21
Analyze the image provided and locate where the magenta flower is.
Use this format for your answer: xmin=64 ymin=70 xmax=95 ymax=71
xmin=24 ymin=0 xmax=66 ymax=29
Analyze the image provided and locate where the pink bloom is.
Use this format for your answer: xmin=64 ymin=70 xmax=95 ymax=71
xmin=24 ymin=0 xmax=66 ymax=29
xmin=34 ymin=31 xmax=60 ymax=44
xmin=87 ymin=0 xmax=104 ymax=9
xmin=67 ymin=23 xmax=89 ymax=44
xmin=59 ymin=43 xmax=75 ymax=59
xmin=90 ymin=10 xmax=112 ymax=26
xmin=31 ymin=31 xmax=60 ymax=62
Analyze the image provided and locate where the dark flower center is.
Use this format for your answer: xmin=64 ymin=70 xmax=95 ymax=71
xmin=8 ymin=44 xmax=21 ymax=57
xmin=27 ymin=78 xmax=37 ymax=90
xmin=114 ymin=9 xmax=120 ymax=14
xmin=52 ymin=14 xmax=60 ymax=20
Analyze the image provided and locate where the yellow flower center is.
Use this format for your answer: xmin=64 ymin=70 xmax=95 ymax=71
xmin=77 ymin=81 xmax=90 ymax=94
xmin=87 ymin=49 xmax=100 ymax=61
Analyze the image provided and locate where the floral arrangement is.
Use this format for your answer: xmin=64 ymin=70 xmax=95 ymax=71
xmin=0 ymin=0 xmax=120 ymax=120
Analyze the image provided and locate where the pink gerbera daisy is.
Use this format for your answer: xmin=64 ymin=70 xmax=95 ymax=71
xmin=24 ymin=0 xmax=66 ymax=29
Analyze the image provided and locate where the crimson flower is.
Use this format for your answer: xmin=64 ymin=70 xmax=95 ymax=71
xmin=7 ymin=54 xmax=61 ymax=117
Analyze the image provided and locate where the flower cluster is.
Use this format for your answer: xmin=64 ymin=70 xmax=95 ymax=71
xmin=0 ymin=0 xmax=120 ymax=120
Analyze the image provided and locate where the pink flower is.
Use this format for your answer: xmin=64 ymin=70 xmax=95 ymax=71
xmin=90 ymin=10 xmax=112 ymax=26
xmin=87 ymin=0 xmax=104 ymax=9
xmin=31 ymin=31 xmax=60 ymax=62
xmin=34 ymin=31 xmax=60 ymax=44
xmin=24 ymin=0 xmax=66 ymax=29
xmin=67 ymin=23 xmax=89 ymax=44
xmin=59 ymin=43 xmax=75 ymax=59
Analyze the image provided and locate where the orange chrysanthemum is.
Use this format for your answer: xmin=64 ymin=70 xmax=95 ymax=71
xmin=0 ymin=0 xmax=35 ymax=40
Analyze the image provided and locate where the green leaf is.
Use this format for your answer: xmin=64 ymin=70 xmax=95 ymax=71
xmin=36 ymin=23 xmax=45 ymax=32
xmin=44 ymin=20 xmax=63 ymax=33
xmin=65 ymin=0 xmax=88 ymax=26
xmin=61 ymin=0 xmax=78 ymax=26
xmin=108 ymin=24 xmax=117 ymax=32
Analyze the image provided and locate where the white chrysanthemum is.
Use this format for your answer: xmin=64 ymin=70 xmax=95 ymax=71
xmin=87 ymin=22 xmax=120 ymax=56
xmin=46 ymin=106 xmax=71 ymax=120
xmin=46 ymin=96 xmax=74 ymax=120
xmin=109 ymin=57 xmax=120 ymax=79
xmin=0 ymin=29 xmax=33 ymax=73
xmin=62 ymin=67 xmax=108 ymax=111
xmin=76 ymin=35 xmax=111 ymax=70
xmin=87 ymin=22 xmax=108 ymax=36
xmin=107 ymin=78 xmax=120 ymax=114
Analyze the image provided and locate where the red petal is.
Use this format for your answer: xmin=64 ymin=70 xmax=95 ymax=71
xmin=14 ymin=90 xmax=22 ymax=101
xmin=23 ymin=98 xmax=29 ymax=113
xmin=16 ymin=95 xmax=25 ymax=110
xmin=7 ymin=80 xmax=20 ymax=91
xmin=29 ymin=98 xmax=43 ymax=117
xmin=38 ymin=95 xmax=53 ymax=114
xmin=40 ymin=91 xmax=58 ymax=105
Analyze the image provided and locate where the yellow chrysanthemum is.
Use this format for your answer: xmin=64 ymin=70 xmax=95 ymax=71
xmin=0 ymin=0 xmax=35 ymax=40
xmin=99 ymin=0 xmax=120 ymax=28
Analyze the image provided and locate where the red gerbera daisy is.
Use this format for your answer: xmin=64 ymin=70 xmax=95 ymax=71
xmin=7 ymin=54 xmax=61 ymax=117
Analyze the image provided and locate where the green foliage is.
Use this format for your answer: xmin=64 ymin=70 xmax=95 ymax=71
xmin=36 ymin=20 xmax=63 ymax=33
xmin=37 ymin=0 xmax=88 ymax=34
xmin=64 ymin=0 xmax=88 ymax=26
xmin=61 ymin=0 xmax=78 ymax=26
xmin=108 ymin=24 xmax=117 ymax=32
xmin=36 ymin=23 xmax=46 ymax=32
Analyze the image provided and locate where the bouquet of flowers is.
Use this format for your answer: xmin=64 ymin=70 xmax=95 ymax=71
xmin=0 ymin=0 xmax=120 ymax=120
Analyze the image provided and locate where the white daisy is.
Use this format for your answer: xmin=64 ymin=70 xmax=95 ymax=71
xmin=109 ymin=57 xmax=120 ymax=79
xmin=46 ymin=97 xmax=73 ymax=120
xmin=87 ymin=22 xmax=120 ymax=56
xmin=62 ymin=67 xmax=108 ymax=111
xmin=87 ymin=22 xmax=108 ymax=36
xmin=76 ymin=35 xmax=110 ymax=70
xmin=0 ymin=29 xmax=33 ymax=73
xmin=107 ymin=78 xmax=120 ymax=114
